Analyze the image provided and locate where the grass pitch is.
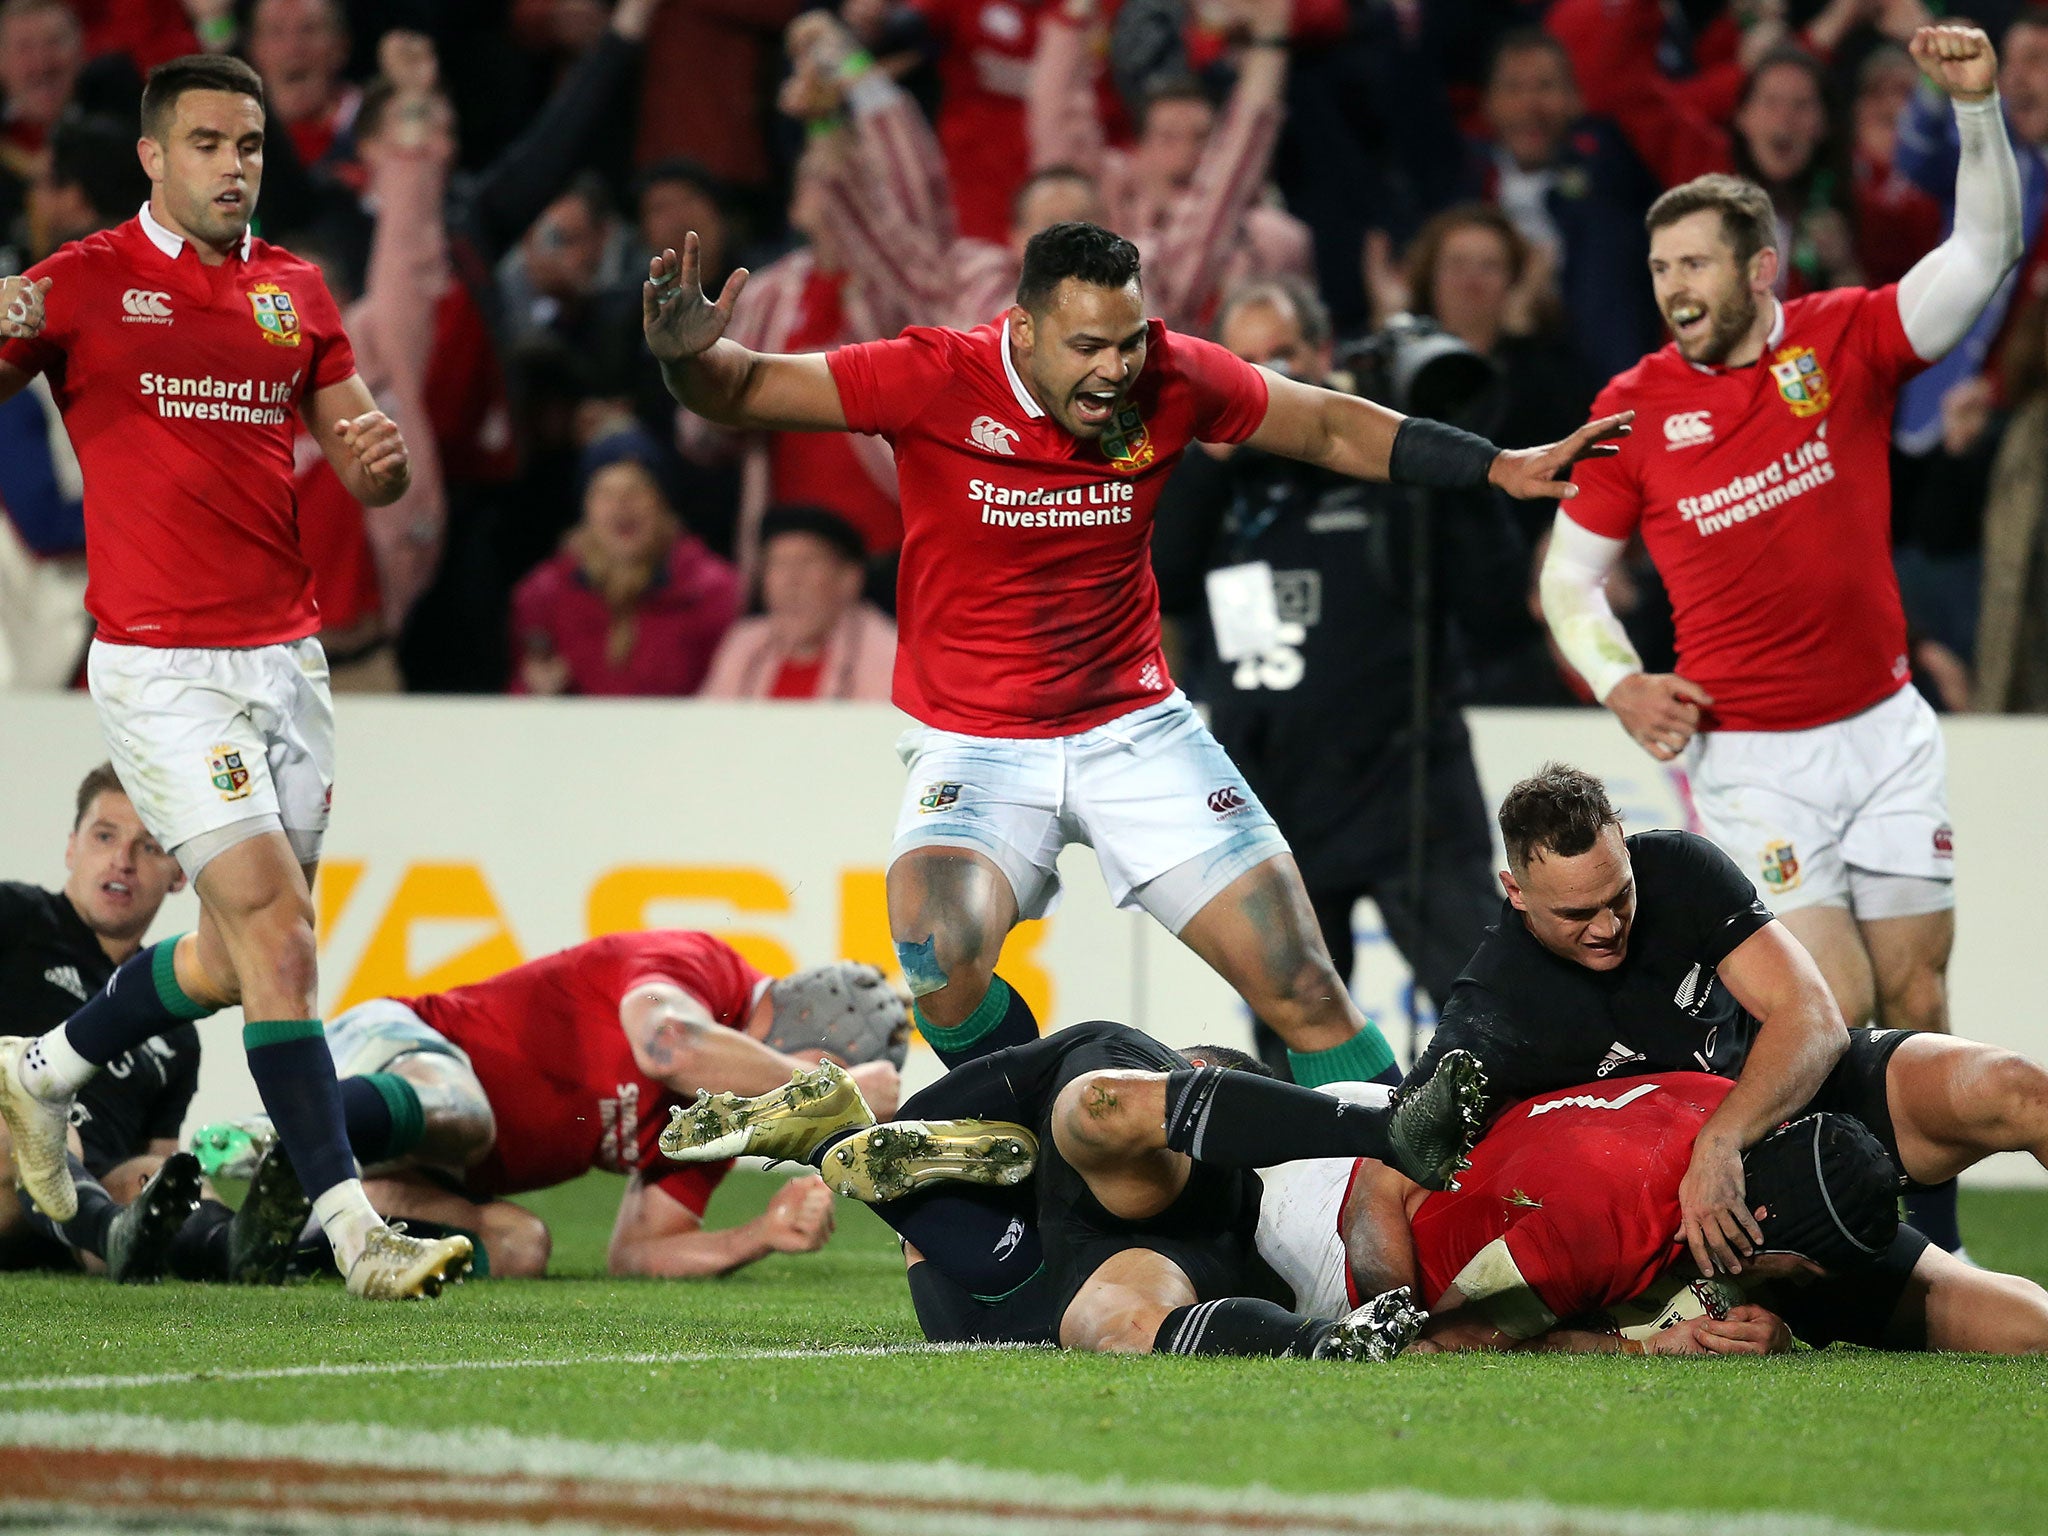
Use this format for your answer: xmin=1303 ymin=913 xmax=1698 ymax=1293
xmin=3 ymin=1174 xmax=2044 ymax=1535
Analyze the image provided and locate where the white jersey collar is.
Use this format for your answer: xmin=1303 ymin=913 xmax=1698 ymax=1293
xmin=999 ymin=316 xmax=1046 ymax=419
xmin=139 ymin=201 xmax=253 ymax=261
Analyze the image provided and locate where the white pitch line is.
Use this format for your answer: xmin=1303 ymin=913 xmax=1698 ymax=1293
xmin=0 ymin=1408 xmax=1960 ymax=1536
xmin=0 ymin=1340 xmax=1016 ymax=1395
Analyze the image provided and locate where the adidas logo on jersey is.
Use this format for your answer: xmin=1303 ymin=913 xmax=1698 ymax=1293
xmin=42 ymin=965 xmax=88 ymax=1002
xmin=1663 ymin=410 xmax=1712 ymax=449
xmin=121 ymin=289 xmax=174 ymax=324
xmin=1595 ymin=1040 xmax=1646 ymax=1078
xmin=968 ymin=415 xmax=1020 ymax=456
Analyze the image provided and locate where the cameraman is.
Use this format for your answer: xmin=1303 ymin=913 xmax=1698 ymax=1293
xmin=1154 ymin=278 xmax=1521 ymax=1076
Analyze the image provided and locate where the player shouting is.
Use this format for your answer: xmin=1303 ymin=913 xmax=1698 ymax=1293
xmin=1538 ymin=25 xmax=2024 ymax=1254
xmin=0 ymin=55 xmax=471 ymax=1298
xmin=647 ymin=217 xmax=1624 ymax=1149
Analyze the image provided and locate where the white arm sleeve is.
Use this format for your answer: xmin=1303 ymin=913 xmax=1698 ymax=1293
xmin=1538 ymin=511 xmax=1641 ymax=703
xmin=1896 ymin=94 xmax=2026 ymax=362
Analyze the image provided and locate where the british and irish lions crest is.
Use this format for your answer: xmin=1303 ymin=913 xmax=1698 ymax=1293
xmin=1770 ymin=345 xmax=1829 ymax=418
xmin=246 ymin=283 xmax=302 ymax=348
xmin=207 ymin=744 xmax=253 ymax=801
xmin=1760 ymin=839 xmax=1801 ymax=894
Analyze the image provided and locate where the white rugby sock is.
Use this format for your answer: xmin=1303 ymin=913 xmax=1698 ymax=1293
xmin=311 ymin=1179 xmax=385 ymax=1271
xmin=19 ymin=1027 xmax=98 ymax=1101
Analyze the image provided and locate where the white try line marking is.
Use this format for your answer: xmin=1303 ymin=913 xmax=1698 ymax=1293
xmin=0 ymin=1341 xmax=1012 ymax=1395
xmin=0 ymin=1408 xmax=1958 ymax=1536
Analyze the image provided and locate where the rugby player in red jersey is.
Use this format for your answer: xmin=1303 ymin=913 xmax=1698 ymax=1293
xmin=191 ymin=932 xmax=906 ymax=1278
xmin=645 ymin=217 xmax=1624 ymax=1163
xmin=0 ymin=55 xmax=470 ymax=1298
xmin=1538 ymin=26 xmax=2025 ymax=1255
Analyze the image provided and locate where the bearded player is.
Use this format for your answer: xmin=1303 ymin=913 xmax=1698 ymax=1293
xmin=0 ymin=55 xmax=471 ymax=1298
xmin=1537 ymin=25 xmax=2024 ymax=1255
xmin=193 ymin=932 xmax=906 ymax=1278
xmin=648 ymin=219 xmax=1625 ymax=1124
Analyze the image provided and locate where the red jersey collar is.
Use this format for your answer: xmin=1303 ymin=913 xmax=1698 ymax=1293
xmin=138 ymin=201 xmax=253 ymax=263
xmin=999 ymin=316 xmax=1047 ymax=419
xmin=1686 ymin=298 xmax=1786 ymax=376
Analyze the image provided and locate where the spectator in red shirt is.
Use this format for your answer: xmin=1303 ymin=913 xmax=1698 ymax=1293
xmin=700 ymin=506 xmax=896 ymax=700
xmin=512 ymin=448 xmax=740 ymax=695
xmin=246 ymin=0 xmax=361 ymax=184
xmin=0 ymin=0 xmax=83 ymax=244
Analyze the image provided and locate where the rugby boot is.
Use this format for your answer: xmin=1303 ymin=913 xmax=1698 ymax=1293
xmin=1385 ymin=1048 xmax=1488 ymax=1192
xmin=189 ymin=1115 xmax=277 ymax=1182
xmin=344 ymin=1224 xmax=474 ymax=1300
xmin=105 ymin=1152 xmax=203 ymax=1283
xmin=659 ymin=1061 xmax=875 ymax=1164
xmin=1313 ymin=1287 xmax=1426 ymax=1362
xmin=817 ymin=1119 xmax=1038 ymax=1203
xmin=0 ymin=1036 xmax=78 ymax=1221
xmin=226 ymin=1142 xmax=314 ymax=1285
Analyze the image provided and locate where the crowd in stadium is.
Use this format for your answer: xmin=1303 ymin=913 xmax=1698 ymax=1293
xmin=3 ymin=0 xmax=2045 ymax=708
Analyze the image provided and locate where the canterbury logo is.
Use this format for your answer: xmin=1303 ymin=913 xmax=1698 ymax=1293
xmin=1207 ymin=787 xmax=1247 ymax=814
xmin=1663 ymin=410 xmax=1712 ymax=449
xmin=121 ymin=289 xmax=173 ymax=321
xmin=967 ymin=415 xmax=1020 ymax=456
xmin=1527 ymin=1081 xmax=1660 ymax=1118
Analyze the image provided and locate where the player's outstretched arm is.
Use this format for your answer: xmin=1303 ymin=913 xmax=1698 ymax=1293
xmin=1896 ymin=25 xmax=2024 ymax=362
xmin=607 ymin=1170 xmax=835 ymax=1278
xmin=618 ymin=980 xmax=903 ymax=1115
xmin=1244 ymin=368 xmax=1630 ymax=499
xmin=305 ymin=375 xmax=412 ymax=508
xmin=645 ymin=234 xmax=849 ymax=432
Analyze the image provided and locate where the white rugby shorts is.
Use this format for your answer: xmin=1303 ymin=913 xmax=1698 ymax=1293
xmin=324 ymin=998 xmax=474 ymax=1079
xmin=1685 ymin=683 xmax=1954 ymax=919
xmin=890 ymin=690 xmax=1290 ymax=934
xmin=1252 ymin=1081 xmax=1393 ymax=1320
xmin=87 ymin=637 xmax=335 ymax=877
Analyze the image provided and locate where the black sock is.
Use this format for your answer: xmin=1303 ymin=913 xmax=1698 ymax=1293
xmin=17 ymin=1153 xmax=119 ymax=1259
xmin=1154 ymin=1297 xmax=1333 ymax=1357
xmin=865 ymin=1186 xmax=1041 ymax=1296
xmin=1905 ymin=1179 xmax=1964 ymax=1252
xmin=244 ymin=1021 xmax=356 ymax=1199
xmin=337 ymin=1073 xmax=427 ymax=1163
xmin=47 ymin=939 xmax=210 ymax=1067
xmin=1162 ymin=1067 xmax=1390 ymax=1167
xmin=168 ymin=1198 xmax=235 ymax=1280
xmin=913 ymin=975 xmax=1041 ymax=1071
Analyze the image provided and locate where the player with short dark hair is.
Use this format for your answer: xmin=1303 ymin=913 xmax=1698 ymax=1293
xmin=0 ymin=53 xmax=469 ymax=1299
xmin=1397 ymin=762 xmax=2048 ymax=1285
xmin=194 ymin=934 xmax=907 ymax=1278
xmin=1538 ymin=26 xmax=2027 ymax=1255
xmin=1 ymin=764 xmax=309 ymax=1285
xmin=646 ymin=214 xmax=1624 ymax=1185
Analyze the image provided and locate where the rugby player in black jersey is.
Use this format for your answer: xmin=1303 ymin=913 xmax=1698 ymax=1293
xmin=1 ymin=764 xmax=306 ymax=1281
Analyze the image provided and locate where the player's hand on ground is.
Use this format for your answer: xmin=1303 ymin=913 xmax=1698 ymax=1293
xmin=644 ymin=235 xmax=748 ymax=362
xmin=1486 ymin=412 xmax=1633 ymax=502
xmin=1911 ymin=24 xmax=1996 ymax=101
xmin=1693 ymin=1303 xmax=1794 ymax=1355
xmin=1605 ymin=671 xmax=1713 ymax=761
xmin=1678 ymin=1132 xmax=1763 ymax=1276
xmin=761 ymin=1173 xmax=836 ymax=1253
xmin=848 ymin=1060 xmax=901 ymax=1120
xmin=336 ymin=411 xmax=410 ymax=496
xmin=1 ymin=275 xmax=50 ymax=340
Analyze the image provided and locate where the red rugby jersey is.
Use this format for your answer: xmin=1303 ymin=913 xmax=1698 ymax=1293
xmin=828 ymin=316 xmax=1268 ymax=736
xmin=1410 ymin=1072 xmax=1736 ymax=1326
xmin=1566 ymin=288 xmax=1927 ymax=732
xmin=0 ymin=209 xmax=359 ymax=648
xmin=398 ymin=931 xmax=769 ymax=1216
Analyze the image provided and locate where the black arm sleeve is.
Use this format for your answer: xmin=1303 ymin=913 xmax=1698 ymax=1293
xmin=467 ymin=33 xmax=640 ymax=262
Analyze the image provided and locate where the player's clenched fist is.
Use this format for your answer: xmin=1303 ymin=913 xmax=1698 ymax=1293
xmin=761 ymin=1173 xmax=836 ymax=1254
xmin=1911 ymin=24 xmax=1997 ymax=101
xmin=643 ymin=232 xmax=750 ymax=363
xmin=336 ymin=410 xmax=410 ymax=499
xmin=1 ymin=275 xmax=50 ymax=340
xmin=1606 ymin=671 xmax=1714 ymax=762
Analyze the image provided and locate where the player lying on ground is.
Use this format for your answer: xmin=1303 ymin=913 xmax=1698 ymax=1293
xmin=194 ymin=932 xmax=904 ymax=1277
xmin=1394 ymin=764 xmax=2048 ymax=1283
xmin=1 ymin=763 xmax=309 ymax=1284
xmin=646 ymin=214 xmax=1630 ymax=1116
xmin=1541 ymin=25 xmax=2025 ymax=1253
xmin=661 ymin=1020 xmax=1489 ymax=1357
xmin=0 ymin=54 xmax=467 ymax=1298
